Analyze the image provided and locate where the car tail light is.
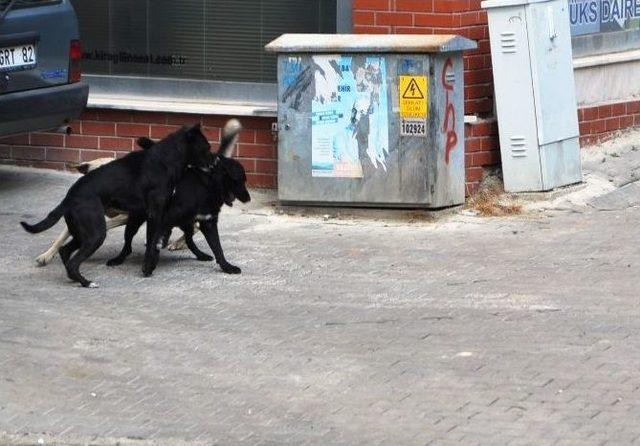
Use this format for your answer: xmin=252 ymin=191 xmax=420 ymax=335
xmin=69 ymin=40 xmax=82 ymax=83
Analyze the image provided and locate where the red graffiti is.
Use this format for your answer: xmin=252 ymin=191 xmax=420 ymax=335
xmin=442 ymin=57 xmax=457 ymax=164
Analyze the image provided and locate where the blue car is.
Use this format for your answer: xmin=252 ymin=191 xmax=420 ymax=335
xmin=0 ymin=0 xmax=88 ymax=136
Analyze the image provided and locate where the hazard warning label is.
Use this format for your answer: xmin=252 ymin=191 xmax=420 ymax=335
xmin=399 ymin=76 xmax=428 ymax=119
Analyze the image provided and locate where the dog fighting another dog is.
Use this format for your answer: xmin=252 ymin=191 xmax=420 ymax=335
xmin=21 ymin=119 xmax=250 ymax=288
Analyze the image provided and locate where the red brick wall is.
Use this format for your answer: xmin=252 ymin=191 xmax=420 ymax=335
xmin=578 ymin=100 xmax=640 ymax=147
xmin=465 ymin=118 xmax=499 ymax=195
xmin=0 ymin=110 xmax=278 ymax=189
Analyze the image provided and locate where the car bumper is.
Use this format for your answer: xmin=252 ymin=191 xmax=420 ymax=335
xmin=0 ymin=81 xmax=89 ymax=137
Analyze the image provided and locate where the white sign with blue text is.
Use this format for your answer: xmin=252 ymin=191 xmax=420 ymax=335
xmin=569 ymin=0 xmax=640 ymax=36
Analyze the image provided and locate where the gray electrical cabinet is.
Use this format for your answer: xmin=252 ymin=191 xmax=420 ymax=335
xmin=265 ymin=34 xmax=477 ymax=208
xmin=483 ymin=0 xmax=583 ymax=193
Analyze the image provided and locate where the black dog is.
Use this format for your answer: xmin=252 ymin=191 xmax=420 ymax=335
xmin=107 ymin=120 xmax=250 ymax=274
xmin=21 ymin=124 xmax=211 ymax=287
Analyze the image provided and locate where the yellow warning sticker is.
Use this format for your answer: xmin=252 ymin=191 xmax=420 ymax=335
xmin=399 ymin=76 xmax=428 ymax=118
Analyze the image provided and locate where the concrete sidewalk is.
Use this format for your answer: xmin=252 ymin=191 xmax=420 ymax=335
xmin=0 ymin=158 xmax=639 ymax=445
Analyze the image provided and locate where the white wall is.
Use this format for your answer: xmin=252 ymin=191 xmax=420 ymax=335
xmin=574 ymin=51 xmax=640 ymax=106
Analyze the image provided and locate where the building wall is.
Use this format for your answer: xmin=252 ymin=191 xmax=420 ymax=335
xmin=2 ymin=0 xmax=639 ymax=195
xmin=574 ymin=60 xmax=640 ymax=107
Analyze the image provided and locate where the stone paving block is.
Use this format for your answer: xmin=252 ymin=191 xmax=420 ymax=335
xmin=0 ymin=165 xmax=639 ymax=445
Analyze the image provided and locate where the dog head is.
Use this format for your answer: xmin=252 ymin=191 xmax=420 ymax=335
xmin=183 ymin=123 xmax=212 ymax=168
xmin=215 ymin=156 xmax=251 ymax=206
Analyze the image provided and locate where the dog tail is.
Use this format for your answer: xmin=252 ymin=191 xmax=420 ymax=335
xmin=136 ymin=137 xmax=155 ymax=150
xmin=218 ymin=119 xmax=243 ymax=158
xmin=20 ymin=201 xmax=67 ymax=234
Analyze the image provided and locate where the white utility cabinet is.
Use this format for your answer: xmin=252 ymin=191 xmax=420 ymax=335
xmin=482 ymin=0 xmax=582 ymax=192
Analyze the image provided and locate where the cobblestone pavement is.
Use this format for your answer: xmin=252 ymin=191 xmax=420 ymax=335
xmin=1 ymin=165 xmax=639 ymax=446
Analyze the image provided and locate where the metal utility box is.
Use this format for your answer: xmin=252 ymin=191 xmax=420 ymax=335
xmin=482 ymin=0 xmax=582 ymax=193
xmin=265 ymin=34 xmax=477 ymax=208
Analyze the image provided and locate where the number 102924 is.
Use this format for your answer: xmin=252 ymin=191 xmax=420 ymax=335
xmin=401 ymin=119 xmax=427 ymax=137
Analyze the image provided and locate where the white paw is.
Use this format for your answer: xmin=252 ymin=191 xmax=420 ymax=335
xmin=36 ymin=256 xmax=49 ymax=267
xmin=87 ymin=282 xmax=99 ymax=289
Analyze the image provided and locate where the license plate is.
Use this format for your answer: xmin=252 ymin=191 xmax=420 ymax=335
xmin=0 ymin=43 xmax=37 ymax=72
xmin=401 ymin=118 xmax=427 ymax=137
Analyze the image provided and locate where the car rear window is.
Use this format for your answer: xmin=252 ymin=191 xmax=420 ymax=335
xmin=0 ymin=0 xmax=61 ymax=11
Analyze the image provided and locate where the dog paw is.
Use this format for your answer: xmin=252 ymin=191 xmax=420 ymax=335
xmin=196 ymin=254 xmax=214 ymax=262
xmin=167 ymin=242 xmax=187 ymax=251
xmin=35 ymin=256 xmax=50 ymax=267
xmin=85 ymin=282 xmax=99 ymax=289
xmin=221 ymin=263 xmax=241 ymax=274
xmin=106 ymin=258 xmax=123 ymax=267
xmin=142 ymin=266 xmax=154 ymax=277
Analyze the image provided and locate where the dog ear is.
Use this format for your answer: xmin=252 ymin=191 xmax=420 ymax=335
xmin=185 ymin=123 xmax=203 ymax=141
xmin=136 ymin=137 xmax=155 ymax=150
xmin=224 ymin=191 xmax=235 ymax=207
xmin=75 ymin=163 xmax=90 ymax=175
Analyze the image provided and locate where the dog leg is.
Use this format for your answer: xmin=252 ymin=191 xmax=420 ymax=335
xmin=161 ymin=228 xmax=173 ymax=249
xmin=166 ymin=234 xmax=187 ymax=251
xmin=179 ymin=224 xmax=213 ymax=261
xmin=65 ymin=221 xmax=106 ymax=288
xmin=36 ymin=227 xmax=71 ymax=266
xmin=167 ymin=222 xmax=198 ymax=251
xmin=142 ymin=198 xmax=164 ymax=277
xmin=59 ymin=238 xmax=79 ymax=267
xmin=66 ymin=239 xmax=105 ymax=288
xmin=200 ymin=218 xmax=241 ymax=274
xmin=63 ymin=205 xmax=107 ymax=288
xmin=107 ymin=214 xmax=144 ymax=266
xmin=106 ymin=213 xmax=128 ymax=230
xmin=142 ymin=227 xmax=161 ymax=277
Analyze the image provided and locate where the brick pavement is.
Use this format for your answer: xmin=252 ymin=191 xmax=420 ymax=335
xmin=0 ymin=165 xmax=639 ymax=445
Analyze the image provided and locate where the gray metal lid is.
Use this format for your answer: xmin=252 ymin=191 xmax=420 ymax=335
xmin=265 ymin=34 xmax=477 ymax=54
